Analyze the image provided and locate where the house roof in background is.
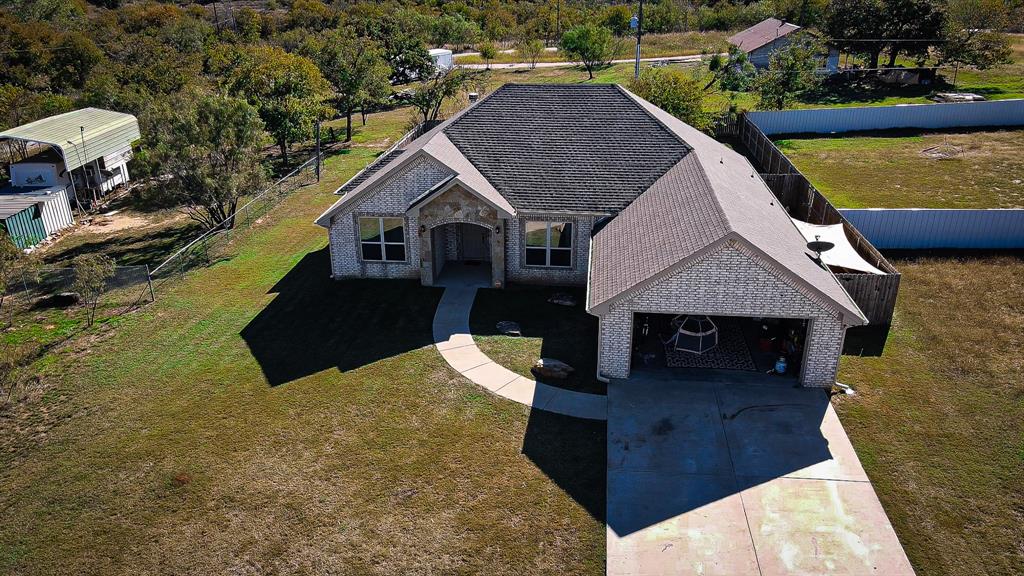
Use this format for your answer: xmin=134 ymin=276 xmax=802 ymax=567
xmin=728 ymin=18 xmax=801 ymax=52
xmin=0 ymin=108 xmax=140 ymax=172
xmin=587 ymin=88 xmax=866 ymax=325
xmin=443 ymin=84 xmax=691 ymax=213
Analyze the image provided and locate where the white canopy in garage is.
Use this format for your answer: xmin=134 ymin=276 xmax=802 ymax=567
xmin=791 ymin=219 xmax=885 ymax=275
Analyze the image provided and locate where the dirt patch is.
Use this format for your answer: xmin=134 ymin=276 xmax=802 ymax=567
xmin=86 ymin=213 xmax=151 ymax=233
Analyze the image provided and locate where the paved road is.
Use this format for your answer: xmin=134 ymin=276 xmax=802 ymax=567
xmin=458 ymin=54 xmax=707 ymax=70
xmin=607 ymin=376 xmax=915 ymax=576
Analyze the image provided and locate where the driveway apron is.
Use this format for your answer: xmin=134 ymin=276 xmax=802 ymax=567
xmin=606 ymin=376 xmax=915 ymax=576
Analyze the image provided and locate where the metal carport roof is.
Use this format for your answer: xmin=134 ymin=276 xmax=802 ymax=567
xmin=0 ymin=108 xmax=140 ymax=172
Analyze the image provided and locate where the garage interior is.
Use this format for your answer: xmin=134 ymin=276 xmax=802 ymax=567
xmin=630 ymin=313 xmax=808 ymax=381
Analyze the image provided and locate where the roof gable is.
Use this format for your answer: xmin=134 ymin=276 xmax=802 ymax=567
xmin=588 ymin=89 xmax=866 ymax=325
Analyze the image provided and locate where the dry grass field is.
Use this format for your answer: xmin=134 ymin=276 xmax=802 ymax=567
xmin=776 ymin=128 xmax=1024 ymax=208
xmin=836 ymin=255 xmax=1024 ymax=576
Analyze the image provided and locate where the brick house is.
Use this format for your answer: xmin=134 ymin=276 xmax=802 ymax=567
xmin=315 ymin=84 xmax=867 ymax=386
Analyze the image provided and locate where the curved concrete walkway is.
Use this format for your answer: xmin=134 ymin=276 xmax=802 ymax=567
xmin=433 ymin=286 xmax=607 ymax=420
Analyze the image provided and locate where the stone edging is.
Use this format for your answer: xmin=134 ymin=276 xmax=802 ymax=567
xmin=433 ymin=286 xmax=607 ymax=421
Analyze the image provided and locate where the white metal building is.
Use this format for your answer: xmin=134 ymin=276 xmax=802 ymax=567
xmin=0 ymin=107 xmax=140 ymax=248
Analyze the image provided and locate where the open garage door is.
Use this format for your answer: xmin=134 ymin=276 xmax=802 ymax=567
xmin=630 ymin=313 xmax=808 ymax=382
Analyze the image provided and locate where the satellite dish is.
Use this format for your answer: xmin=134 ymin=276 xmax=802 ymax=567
xmin=807 ymin=240 xmax=835 ymax=253
xmin=807 ymin=234 xmax=834 ymax=261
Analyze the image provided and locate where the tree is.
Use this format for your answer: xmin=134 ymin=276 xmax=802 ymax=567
xmin=560 ymin=23 xmax=613 ymax=80
xmin=881 ymin=0 xmax=944 ymax=67
xmin=235 ymin=8 xmax=262 ymax=43
xmin=0 ymin=235 xmax=37 ymax=327
xmin=403 ymin=67 xmax=476 ymax=123
xmin=288 ymin=0 xmax=335 ymax=31
xmin=938 ymin=0 xmax=1013 ymax=86
xmin=629 ymin=67 xmax=709 ymax=130
xmin=49 ymin=32 xmax=104 ymax=91
xmin=305 ymin=30 xmax=391 ymax=142
xmin=71 ymin=253 xmax=116 ymax=327
xmin=754 ymin=33 xmax=823 ymax=109
xmin=212 ymin=45 xmax=331 ymax=163
xmin=601 ymin=5 xmax=634 ymax=36
xmin=517 ymin=38 xmax=545 ymax=69
xmin=478 ymin=41 xmax=498 ymax=69
xmin=150 ymin=96 xmax=268 ymax=231
xmin=707 ymin=46 xmax=756 ymax=92
xmin=823 ymin=0 xmax=886 ymax=69
xmin=775 ymin=0 xmax=828 ymax=27
xmin=432 ymin=14 xmax=481 ymax=49
xmin=647 ymin=0 xmax=686 ymax=33
xmin=359 ymin=14 xmax=434 ymax=84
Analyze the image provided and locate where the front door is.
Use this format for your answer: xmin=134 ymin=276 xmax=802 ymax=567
xmin=461 ymin=224 xmax=490 ymax=261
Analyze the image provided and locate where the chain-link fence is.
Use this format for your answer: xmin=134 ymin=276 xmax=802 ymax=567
xmin=4 ymin=264 xmax=154 ymax=324
xmin=149 ymin=153 xmax=321 ymax=288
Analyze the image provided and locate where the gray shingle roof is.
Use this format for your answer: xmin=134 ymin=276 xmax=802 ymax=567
xmin=442 ymin=84 xmax=690 ymax=213
xmin=588 ymin=153 xmax=729 ymax=307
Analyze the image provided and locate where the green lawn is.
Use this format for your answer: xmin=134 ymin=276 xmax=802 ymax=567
xmin=836 ymin=256 xmax=1024 ymax=576
xmin=775 ymin=128 xmax=1024 ymax=208
xmin=470 ymin=285 xmax=603 ymax=395
xmin=0 ymin=108 xmax=605 ymax=575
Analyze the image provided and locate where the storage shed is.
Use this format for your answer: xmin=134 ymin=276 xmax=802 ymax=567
xmin=0 ymin=197 xmax=47 ymax=249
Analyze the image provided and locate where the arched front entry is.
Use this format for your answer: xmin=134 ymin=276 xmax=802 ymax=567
xmin=422 ymin=221 xmax=504 ymax=287
xmin=412 ymin=182 xmax=508 ymax=288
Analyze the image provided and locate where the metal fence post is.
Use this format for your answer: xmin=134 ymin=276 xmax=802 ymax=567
xmin=145 ymin=264 xmax=155 ymax=302
xmin=315 ymin=121 xmax=322 ymax=182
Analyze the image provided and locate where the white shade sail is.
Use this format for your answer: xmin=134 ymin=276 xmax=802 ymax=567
xmin=791 ymin=219 xmax=886 ymax=275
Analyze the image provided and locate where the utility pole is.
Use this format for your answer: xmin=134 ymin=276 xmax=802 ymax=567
xmin=633 ymin=0 xmax=645 ymax=79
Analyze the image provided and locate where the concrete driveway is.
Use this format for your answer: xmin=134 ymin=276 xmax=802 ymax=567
xmin=607 ymin=376 xmax=914 ymax=576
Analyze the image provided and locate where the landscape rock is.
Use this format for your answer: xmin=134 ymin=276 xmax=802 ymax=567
xmin=496 ymin=320 xmax=521 ymax=336
xmin=548 ymin=292 xmax=577 ymax=307
xmin=531 ymin=358 xmax=575 ymax=380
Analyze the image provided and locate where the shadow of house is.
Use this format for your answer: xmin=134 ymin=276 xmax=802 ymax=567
xmin=605 ymin=380 xmax=832 ymax=537
xmin=241 ymin=248 xmax=443 ymax=386
xmin=520 ymin=402 xmax=608 ymax=524
xmin=469 ymin=284 xmax=604 ymax=395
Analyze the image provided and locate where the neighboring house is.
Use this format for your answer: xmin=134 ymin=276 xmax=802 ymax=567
xmin=315 ymin=84 xmax=868 ymax=386
xmin=728 ymin=17 xmax=840 ymax=73
xmin=0 ymin=107 xmax=140 ymax=248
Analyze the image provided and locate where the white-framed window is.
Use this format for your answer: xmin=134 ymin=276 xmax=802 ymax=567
xmin=524 ymin=221 xmax=573 ymax=268
xmin=359 ymin=217 xmax=406 ymax=262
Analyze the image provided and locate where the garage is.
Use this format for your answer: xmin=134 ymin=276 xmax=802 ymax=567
xmin=630 ymin=313 xmax=809 ymax=381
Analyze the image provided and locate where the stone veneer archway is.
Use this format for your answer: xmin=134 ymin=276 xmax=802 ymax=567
xmin=415 ymin=184 xmax=506 ymax=288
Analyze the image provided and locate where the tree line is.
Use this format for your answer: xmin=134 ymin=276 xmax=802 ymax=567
xmin=0 ymin=0 xmax=1019 ymax=233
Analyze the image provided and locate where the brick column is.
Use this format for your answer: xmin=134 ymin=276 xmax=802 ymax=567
xmin=491 ymin=219 xmax=506 ymax=288
xmin=419 ymin=222 xmax=434 ymax=286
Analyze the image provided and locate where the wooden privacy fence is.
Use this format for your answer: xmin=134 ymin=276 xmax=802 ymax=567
xmin=732 ymin=114 xmax=901 ymax=326
xmin=840 ymin=209 xmax=1024 ymax=249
